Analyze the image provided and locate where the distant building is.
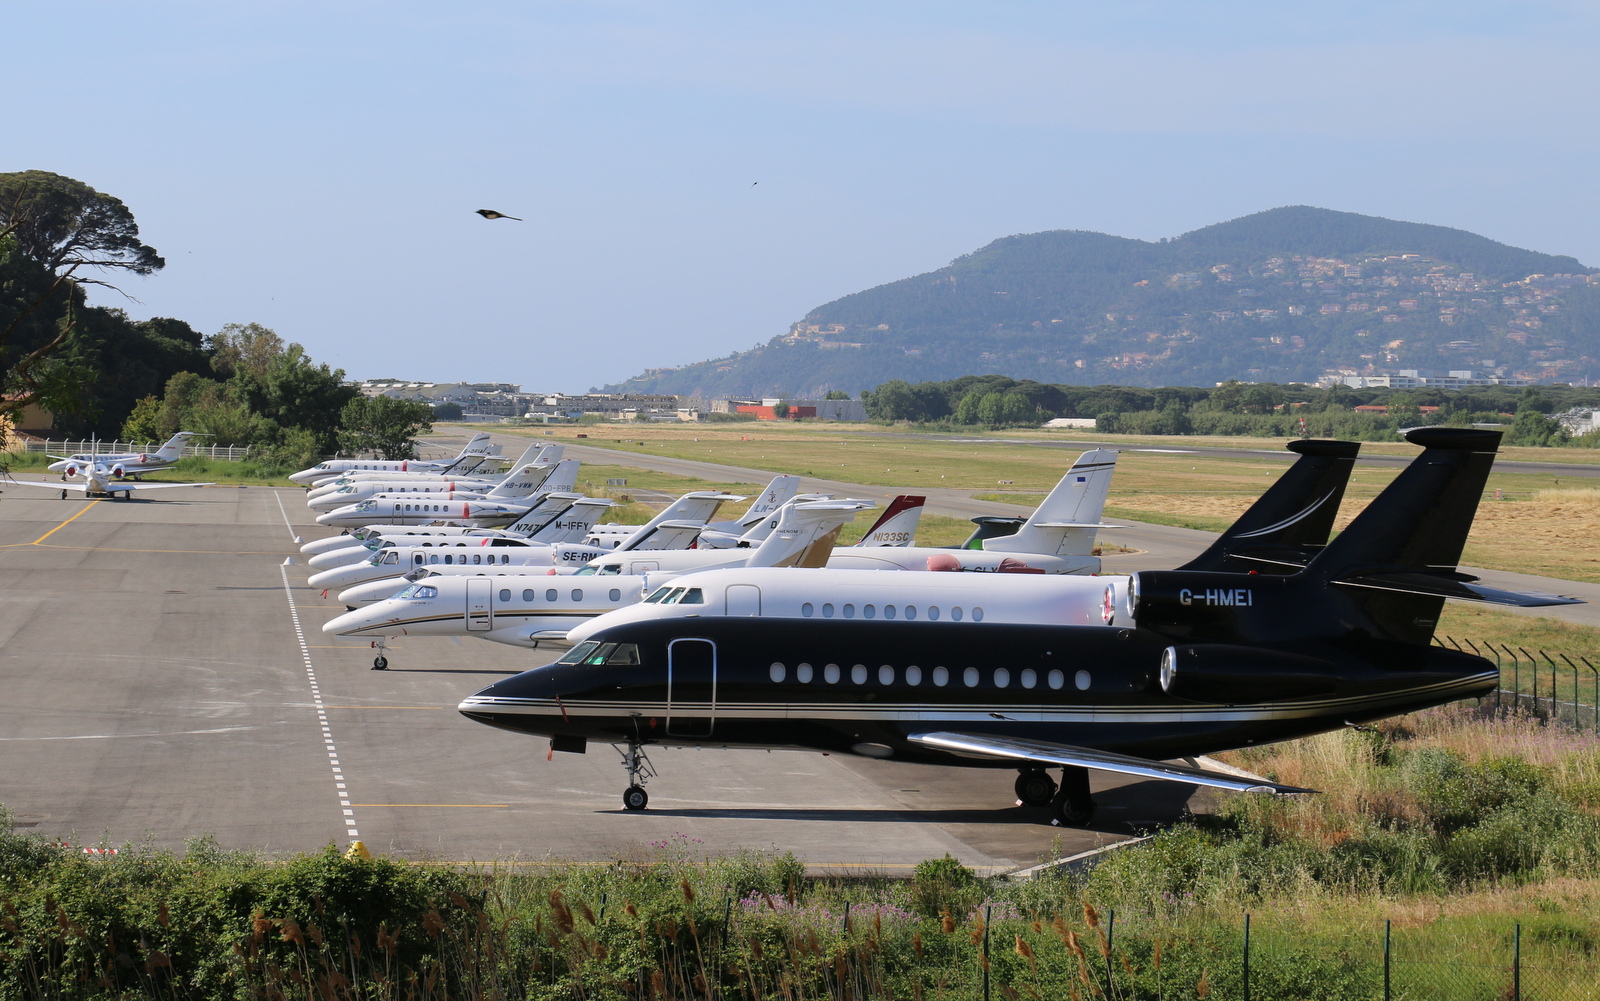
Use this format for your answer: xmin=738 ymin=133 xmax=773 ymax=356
xmin=1321 ymin=369 xmax=1530 ymax=389
xmin=1554 ymin=408 xmax=1598 ymax=436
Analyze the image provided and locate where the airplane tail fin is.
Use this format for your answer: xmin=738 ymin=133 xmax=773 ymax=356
xmin=153 ymin=431 xmax=198 ymax=462
xmin=1178 ymin=439 xmax=1360 ymax=573
xmin=1303 ymin=426 xmax=1582 ymax=643
xmin=485 ymin=461 xmax=556 ymax=499
xmin=982 ymin=449 xmax=1119 ymax=557
xmin=852 ymin=495 xmax=925 ymax=547
xmin=439 ymin=433 xmax=495 ymax=472
xmin=537 ymin=456 xmax=579 ymax=494
xmin=505 ymin=491 xmax=582 ymax=536
xmin=531 ymin=498 xmax=614 ymax=544
xmin=455 ymin=432 xmax=492 ymax=457
xmin=615 ymin=492 xmax=745 ymax=551
xmin=738 ymin=475 xmax=803 ymax=527
xmin=748 ymin=500 xmax=874 ymax=568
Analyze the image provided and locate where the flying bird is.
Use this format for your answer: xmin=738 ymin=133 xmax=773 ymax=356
xmin=476 ymin=209 xmax=522 ymax=221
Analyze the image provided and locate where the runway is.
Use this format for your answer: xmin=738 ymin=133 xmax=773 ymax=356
xmin=0 ymin=483 xmax=1187 ymax=871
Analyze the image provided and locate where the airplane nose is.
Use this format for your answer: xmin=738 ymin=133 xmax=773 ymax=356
xmin=307 ymin=548 xmax=366 ymax=570
xmin=323 ymin=605 xmax=385 ymax=636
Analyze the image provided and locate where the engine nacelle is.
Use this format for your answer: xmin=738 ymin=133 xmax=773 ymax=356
xmin=111 ymin=464 xmax=127 ymax=479
xmin=1158 ymin=643 xmax=1338 ymax=702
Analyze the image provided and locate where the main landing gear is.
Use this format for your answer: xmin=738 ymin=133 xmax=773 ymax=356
xmin=616 ymin=739 xmax=657 ymax=811
xmin=1048 ymin=766 xmax=1096 ymax=827
xmin=371 ymin=638 xmax=389 ymax=671
xmin=1015 ymin=768 xmax=1058 ymax=807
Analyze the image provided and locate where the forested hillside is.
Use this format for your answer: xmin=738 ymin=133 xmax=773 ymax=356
xmin=602 ymin=206 xmax=1599 ymax=397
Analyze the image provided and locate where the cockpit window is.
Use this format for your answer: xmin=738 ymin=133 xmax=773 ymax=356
xmin=395 ymin=584 xmax=439 ymax=599
xmin=573 ymin=566 xmax=597 ymax=575
xmin=643 ymin=586 xmax=672 ymax=603
xmin=558 ymin=641 xmax=600 ymax=664
xmin=597 ymin=565 xmax=622 ymax=576
xmin=679 ymin=588 xmax=704 ymax=605
xmin=382 ymin=552 xmax=399 ymax=564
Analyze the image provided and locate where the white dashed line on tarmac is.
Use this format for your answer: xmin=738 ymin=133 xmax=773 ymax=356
xmin=280 ymin=564 xmax=358 ymax=841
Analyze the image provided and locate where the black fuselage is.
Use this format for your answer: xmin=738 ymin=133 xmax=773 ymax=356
xmin=458 ymin=617 xmax=1498 ymax=767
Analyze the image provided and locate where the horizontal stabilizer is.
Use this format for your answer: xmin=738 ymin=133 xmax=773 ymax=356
xmin=1032 ymin=522 xmax=1125 ymax=530
xmin=1333 ymin=571 xmax=1584 ymax=607
xmin=908 ymin=732 xmax=1316 ymax=796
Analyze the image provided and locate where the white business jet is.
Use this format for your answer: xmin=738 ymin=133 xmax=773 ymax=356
xmin=288 ymin=432 xmax=498 ymax=485
xmin=6 ymin=460 xmax=214 ymax=500
xmin=305 ymin=444 xmax=555 ymax=508
xmin=47 ymin=431 xmax=207 ymax=479
xmin=313 ymin=458 xmax=579 ymax=529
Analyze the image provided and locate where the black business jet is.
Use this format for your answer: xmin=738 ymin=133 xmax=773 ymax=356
xmin=459 ymin=429 xmax=1579 ymax=825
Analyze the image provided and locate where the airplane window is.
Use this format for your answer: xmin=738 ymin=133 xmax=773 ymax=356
xmin=644 ymin=587 xmax=672 ymax=603
xmin=822 ymin=603 xmax=834 ymax=618
xmin=523 ymin=589 xmax=535 ymax=601
xmin=474 ymin=554 xmax=483 ymax=565
xmin=801 ymin=603 xmax=814 ymax=617
xmin=581 ymin=643 xmax=617 ymax=665
xmin=546 ymin=589 xmax=558 ymax=601
xmin=396 ymin=584 xmax=421 ymax=598
xmin=972 ymin=607 xmax=984 ymax=622
xmin=598 ymin=566 xmax=622 ymax=575
xmin=413 ymin=555 xmax=424 ymax=565
xmin=878 ymin=665 xmax=893 ymax=685
xmin=770 ymin=662 xmax=786 ymax=683
xmin=1020 ymin=669 xmax=1037 ymax=689
xmin=905 ymin=666 xmax=922 ymax=685
xmin=963 ymin=667 xmax=979 ymax=687
xmin=607 ymin=588 xmax=621 ymax=601
xmin=883 ymin=605 xmax=896 ymax=620
xmin=501 ymin=555 xmax=510 ymax=564
xmin=1048 ymin=670 xmax=1064 ymax=690
xmin=430 ymin=555 xmax=440 ymax=564
xmin=927 ymin=606 xmax=939 ymax=621
xmin=571 ymin=589 xmax=583 ymax=601
xmin=951 ymin=607 xmax=963 ymax=622
xmin=851 ymin=664 xmax=867 ymax=684
xmin=417 ymin=586 xmax=438 ymax=599
xmin=1075 ymin=670 xmax=1091 ymax=691
xmin=863 ymin=605 xmax=875 ymax=619
xmin=499 ymin=589 xmax=511 ymax=603
xmin=842 ymin=604 xmax=855 ymax=618
xmin=444 ymin=555 xmax=454 ymax=564
xmin=605 ymin=644 xmax=640 ymax=666
xmin=659 ymin=588 xmax=684 ymax=605
xmin=994 ymin=668 xmax=1010 ymax=688
xmin=681 ymin=589 xmax=704 ymax=604
xmin=797 ymin=663 xmax=814 ymax=683
xmin=904 ymin=606 xmax=916 ymax=621
xmin=824 ymin=663 xmax=840 ymax=684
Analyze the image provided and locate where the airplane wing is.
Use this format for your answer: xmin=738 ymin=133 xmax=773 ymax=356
xmin=907 ymin=731 xmax=1316 ymax=795
xmin=116 ymin=481 xmax=217 ymax=491
xmin=1 ymin=478 xmax=215 ymax=493
xmin=5 ymin=479 xmax=91 ymax=493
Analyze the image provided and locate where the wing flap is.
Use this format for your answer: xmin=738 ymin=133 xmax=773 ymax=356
xmin=908 ymin=731 xmax=1315 ymax=795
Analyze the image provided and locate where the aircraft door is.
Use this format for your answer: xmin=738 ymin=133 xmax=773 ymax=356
xmin=666 ymin=639 xmax=715 ymax=737
xmin=466 ymin=577 xmax=492 ymax=631
xmin=725 ymin=584 xmax=761 ymax=616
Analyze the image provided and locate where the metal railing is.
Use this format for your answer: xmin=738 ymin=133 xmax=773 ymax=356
xmin=11 ymin=438 xmax=255 ymax=461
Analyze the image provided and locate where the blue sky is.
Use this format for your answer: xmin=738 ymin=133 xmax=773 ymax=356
xmin=7 ymin=1 xmax=1599 ymax=391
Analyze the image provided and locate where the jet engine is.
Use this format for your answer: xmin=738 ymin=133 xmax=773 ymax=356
xmin=1157 ymin=644 xmax=1337 ymax=702
xmin=111 ymin=464 xmax=128 ymax=479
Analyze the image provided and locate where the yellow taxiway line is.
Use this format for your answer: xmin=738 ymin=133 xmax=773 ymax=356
xmin=30 ymin=500 xmax=101 ymax=545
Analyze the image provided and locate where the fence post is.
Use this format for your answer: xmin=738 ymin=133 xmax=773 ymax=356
xmin=1106 ymin=908 xmax=1115 ymax=997
xmin=1503 ymin=645 xmax=1520 ymax=711
xmin=1243 ymin=913 xmax=1251 ymax=1001
xmin=1523 ymin=648 xmax=1537 ymax=709
xmin=1513 ymin=923 xmax=1521 ymax=1001
xmin=1384 ymin=918 xmax=1391 ymax=1001
xmin=982 ymin=904 xmax=991 ymax=1001
xmin=1542 ymin=651 xmax=1560 ymax=721
xmin=1587 ymin=658 xmax=1599 ymax=735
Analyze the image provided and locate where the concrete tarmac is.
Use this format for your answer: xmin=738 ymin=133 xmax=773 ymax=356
xmin=0 ymin=482 xmax=1171 ymax=871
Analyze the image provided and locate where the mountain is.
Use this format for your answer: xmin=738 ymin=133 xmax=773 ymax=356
xmin=599 ymin=207 xmax=1599 ymax=397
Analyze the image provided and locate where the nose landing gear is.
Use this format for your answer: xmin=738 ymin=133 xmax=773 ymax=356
xmin=371 ymin=638 xmax=389 ymax=670
xmin=616 ymin=739 xmax=656 ymax=811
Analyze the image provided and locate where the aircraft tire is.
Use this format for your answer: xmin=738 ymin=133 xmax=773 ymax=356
xmin=372 ymin=656 xmax=388 ymax=670
xmin=623 ymin=785 xmax=649 ymax=811
xmin=1049 ymin=766 xmax=1096 ymax=827
xmin=1014 ymin=769 xmax=1057 ymax=807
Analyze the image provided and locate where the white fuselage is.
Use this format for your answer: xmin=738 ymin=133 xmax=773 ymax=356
xmin=324 ymin=576 xmax=649 ymax=647
xmin=565 ymin=566 xmax=1133 ymax=645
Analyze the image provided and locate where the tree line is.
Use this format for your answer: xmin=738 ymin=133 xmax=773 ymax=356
xmin=1 ymin=171 xmax=433 ymax=464
xmin=861 ymin=373 xmax=1600 ymax=446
